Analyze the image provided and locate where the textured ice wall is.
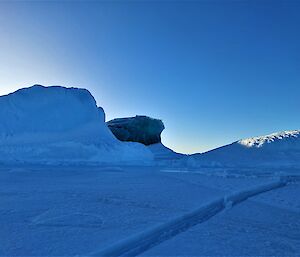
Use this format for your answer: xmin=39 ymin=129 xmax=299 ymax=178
xmin=107 ymin=116 xmax=165 ymax=145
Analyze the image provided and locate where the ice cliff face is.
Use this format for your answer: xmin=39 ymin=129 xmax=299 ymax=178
xmin=107 ymin=116 xmax=165 ymax=145
xmin=189 ymin=130 xmax=300 ymax=168
xmin=107 ymin=116 xmax=185 ymax=162
xmin=0 ymin=85 xmax=153 ymax=164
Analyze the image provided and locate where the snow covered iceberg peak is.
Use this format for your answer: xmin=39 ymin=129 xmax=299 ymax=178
xmin=0 ymin=85 xmax=153 ymax=164
xmin=238 ymin=130 xmax=300 ymax=148
xmin=0 ymin=84 xmax=107 ymax=143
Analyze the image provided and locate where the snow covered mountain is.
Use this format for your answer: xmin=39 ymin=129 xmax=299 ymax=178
xmin=0 ymin=85 xmax=153 ymax=164
xmin=238 ymin=130 xmax=300 ymax=148
xmin=189 ymin=130 xmax=300 ymax=168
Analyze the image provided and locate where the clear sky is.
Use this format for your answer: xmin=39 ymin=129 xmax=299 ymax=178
xmin=0 ymin=1 xmax=299 ymax=154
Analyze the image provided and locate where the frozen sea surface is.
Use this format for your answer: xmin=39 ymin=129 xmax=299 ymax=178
xmin=0 ymin=165 xmax=298 ymax=256
xmin=142 ymin=184 xmax=300 ymax=256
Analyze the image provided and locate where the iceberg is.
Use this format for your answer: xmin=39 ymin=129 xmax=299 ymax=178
xmin=0 ymin=85 xmax=153 ymax=164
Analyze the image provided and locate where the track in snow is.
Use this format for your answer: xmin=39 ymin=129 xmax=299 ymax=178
xmin=87 ymin=179 xmax=286 ymax=257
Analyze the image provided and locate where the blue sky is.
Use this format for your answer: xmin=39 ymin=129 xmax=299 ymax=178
xmin=0 ymin=1 xmax=299 ymax=153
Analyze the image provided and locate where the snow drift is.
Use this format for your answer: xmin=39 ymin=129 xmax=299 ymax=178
xmin=148 ymin=143 xmax=185 ymax=161
xmin=188 ymin=130 xmax=300 ymax=168
xmin=0 ymin=85 xmax=153 ymax=164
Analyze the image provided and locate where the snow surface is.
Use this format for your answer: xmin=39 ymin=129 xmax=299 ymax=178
xmin=1 ymin=165 xmax=293 ymax=256
xmin=0 ymin=85 xmax=153 ymax=164
xmin=93 ymin=179 xmax=286 ymax=256
xmin=141 ymin=185 xmax=300 ymax=256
